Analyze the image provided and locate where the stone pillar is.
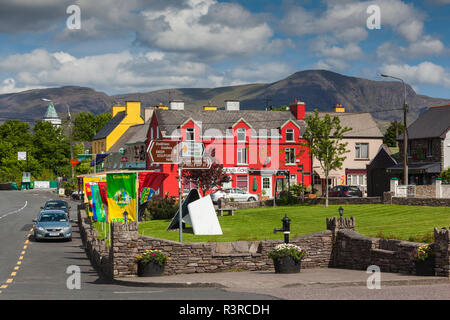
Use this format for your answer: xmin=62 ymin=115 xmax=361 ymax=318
xmin=111 ymin=222 xmax=139 ymax=278
xmin=326 ymin=216 xmax=355 ymax=241
xmin=390 ymin=178 xmax=399 ymax=196
xmin=436 ymin=178 xmax=442 ymax=199
xmin=433 ymin=227 xmax=450 ymax=278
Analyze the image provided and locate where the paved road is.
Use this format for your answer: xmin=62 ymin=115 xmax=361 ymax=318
xmin=0 ymin=190 xmax=275 ymax=300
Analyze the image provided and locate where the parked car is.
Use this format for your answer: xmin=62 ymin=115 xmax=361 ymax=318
xmin=33 ymin=210 xmax=73 ymax=241
xmin=71 ymin=191 xmax=84 ymax=201
xmin=328 ymin=185 xmax=363 ymax=197
xmin=41 ymin=200 xmax=71 ymax=218
xmin=210 ymin=188 xmax=259 ymax=203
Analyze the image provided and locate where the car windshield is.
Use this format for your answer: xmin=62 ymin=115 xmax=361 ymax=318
xmin=331 ymin=186 xmax=340 ymax=191
xmin=45 ymin=202 xmax=67 ymax=209
xmin=349 ymin=186 xmax=360 ymax=191
xmin=39 ymin=213 xmax=68 ymax=222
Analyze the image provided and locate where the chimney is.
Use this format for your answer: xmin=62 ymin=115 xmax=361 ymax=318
xmin=334 ymin=104 xmax=345 ymax=113
xmin=144 ymin=107 xmax=154 ymax=122
xmin=289 ymin=99 xmax=305 ymax=121
xmin=225 ymin=100 xmax=240 ymax=111
xmin=125 ymin=101 xmax=141 ymax=117
xmin=112 ymin=105 xmax=126 ymax=117
xmin=169 ymin=100 xmax=184 ymax=110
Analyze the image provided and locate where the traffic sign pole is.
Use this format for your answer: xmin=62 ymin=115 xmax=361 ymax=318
xmin=178 ymin=143 xmax=183 ymax=243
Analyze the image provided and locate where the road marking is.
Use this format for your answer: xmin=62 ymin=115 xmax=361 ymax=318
xmin=25 ymin=240 xmax=30 ymax=244
xmin=0 ymin=285 xmax=7 ymax=289
xmin=21 ymin=251 xmax=25 ymax=255
xmin=10 ymin=272 xmax=16 ymax=277
xmin=6 ymin=279 xmax=13 ymax=284
xmin=113 ymin=291 xmax=163 ymax=294
xmin=19 ymin=256 xmax=23 ymax=260
xmin=14 ymin=266 xmax=19 ymax=271
xmin=0 ymin=201 xmax=28 ymax=221
xmin=23 ymin=245 xmax=27 ymax=249
xmin=17 ymin=261 xmax=22 ymax=265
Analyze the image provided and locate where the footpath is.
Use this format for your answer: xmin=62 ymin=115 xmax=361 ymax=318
xmin=113 ymin=268 xmax=449 ymax=289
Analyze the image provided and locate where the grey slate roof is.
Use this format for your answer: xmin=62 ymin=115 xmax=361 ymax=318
xmin=108 ymin=124 xmax=144 ymax=152
xmin=154 ymin=109 xmax=306 ymax=137
xmin=93 ymin=111 xmax=126 ymax=140
xmin=305 ymin=112 xmax=383 ymax=138
xmin=126 ymin=123 xmax=149 ymax=145
xmin=397 ymin=105 xmax=450 ymax=140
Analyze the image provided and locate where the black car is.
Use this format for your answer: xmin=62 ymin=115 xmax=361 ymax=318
xmin=41 ymin=200 xmax=71 ymax=218
xmin=328 ymin=185 xmax=363 ymax=197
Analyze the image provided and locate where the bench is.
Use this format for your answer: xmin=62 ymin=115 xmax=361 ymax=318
xmin=217 ymin=208 xmax=235 ymax=216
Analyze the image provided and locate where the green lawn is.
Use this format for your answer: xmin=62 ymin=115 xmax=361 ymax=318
xmin=138 ymin=204 xmax=450 ymax=243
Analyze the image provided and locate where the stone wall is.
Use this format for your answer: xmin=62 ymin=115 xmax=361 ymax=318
xmin=77 ymin=205 xmax=450 ymax=280
xmin=304 ymin=197 xmax=382 ymax=205
xmin=110 ymin=221 xmax=333 ymax=277
xmin=415 ymin=185 xmax=436 ymax=198
xmin=77 ymin=206 xmax=113 ymax=279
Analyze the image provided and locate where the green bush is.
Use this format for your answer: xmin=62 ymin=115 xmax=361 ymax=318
xmin=61 ymin=181 xmax=76 ymax=196
xmin=440 ymin=169 xmax=450 ymax=183
xmin=143 ymin=195 xmax=178 ymax=221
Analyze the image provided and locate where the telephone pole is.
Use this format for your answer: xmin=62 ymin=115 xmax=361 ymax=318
xmin=381 ymin=74 xmax=408 ymax=185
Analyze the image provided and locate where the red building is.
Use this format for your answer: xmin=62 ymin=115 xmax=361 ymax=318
xmin=146 ymin=100 xmax=312 ymax=199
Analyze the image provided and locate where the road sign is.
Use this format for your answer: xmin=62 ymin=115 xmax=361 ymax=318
xmin=17 ymin=152 xmax=27 ymax=161
xmin=180 ymin=142 xmax=205 ymax=158
xmin=148 ymin=140 xmax=179 ymax=164
xmin=180 ymin=156 xmax=213 ymax=170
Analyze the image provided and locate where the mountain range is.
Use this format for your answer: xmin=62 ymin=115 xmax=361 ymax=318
xmin=1 ymin=70 xmax=449 ymax=128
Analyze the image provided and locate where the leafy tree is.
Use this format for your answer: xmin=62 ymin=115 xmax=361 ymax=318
xmin=32 ymin=121 xmax=71 ymax=176
xmin=383 ymin=120 xmax=404 ymax=148
xmin=72 ymin=112 xmax=112 ymax=142
xmin=302 ymin=110 xmax=351 ymax=207
xmin=183 ymin=163 xmax=231 ymax=196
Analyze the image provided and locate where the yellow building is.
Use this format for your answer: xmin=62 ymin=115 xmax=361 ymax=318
xmin=92 ymin=101 xmax=144 ymax=154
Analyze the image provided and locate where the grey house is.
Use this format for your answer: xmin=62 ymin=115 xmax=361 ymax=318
xmin=392 ymin=104 xmax=450 ymax=185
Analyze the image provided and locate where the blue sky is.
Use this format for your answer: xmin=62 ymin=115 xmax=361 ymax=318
xmin=0 ymin=0 xmax=449 ymax=99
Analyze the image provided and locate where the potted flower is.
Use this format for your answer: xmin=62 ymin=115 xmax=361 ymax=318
xmin=410 ymin=244 xmax=435 ymax=276
xmin=268 ymin=243 xmax=306 ymax=273
xmin=135 ymin=249 xmax=169 ymax=277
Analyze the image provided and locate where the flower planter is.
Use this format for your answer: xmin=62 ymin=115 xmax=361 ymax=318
xmin=415 ymin=257 xmax=435 ymax=276
xmin=137 ymin=261 xmax=165 ymax=277
xmin=273 ymin=256 xmax=301 ymax=274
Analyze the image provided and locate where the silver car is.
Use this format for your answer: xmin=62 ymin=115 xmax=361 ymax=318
xmin=210 ymin=188 xmax=259 ymax=203
xmin=33 ymin=210 xmax=73 ymax=241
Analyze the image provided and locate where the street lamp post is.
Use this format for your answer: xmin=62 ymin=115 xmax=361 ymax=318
xmin=381 ymin=74 xmax=408 ymax=185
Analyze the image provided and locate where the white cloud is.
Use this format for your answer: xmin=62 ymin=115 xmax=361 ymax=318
xmin=377 ymin=36 xmax=446 ymax=62
xmin=135 ymin=0 xmax=285 ymax=61
xmin=281 ymin=0 xmax=426 ymax=43
xmin=380 ymin=62 xmax=450 ymax=88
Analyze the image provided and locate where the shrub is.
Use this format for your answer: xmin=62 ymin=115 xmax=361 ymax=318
xmin=143 ymin=195 xmax=178 ymax=221
xmin=410 ymin=244 xmax=434 ymax=262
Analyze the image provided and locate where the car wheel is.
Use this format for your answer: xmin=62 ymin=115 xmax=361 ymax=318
xmin=248 ymin=197 xmax=256 ymax=202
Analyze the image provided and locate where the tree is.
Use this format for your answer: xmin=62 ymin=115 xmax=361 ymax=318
xmin=32 ymin=121 xmax=71 ymax=176
xmin=383 ymin=120 xmax=404 ymax=148
xmin=302 ymin=110 xmax=352 ymax=207
xmin=72 ymin=112 xmax=112 ymax=142
xmin=183 ymin=163 xmax=231 ymax=196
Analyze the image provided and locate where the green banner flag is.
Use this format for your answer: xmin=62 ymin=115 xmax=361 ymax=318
xmin=106 ymin=173 xmax=137 ymax=223
xmin=91 ymin=184 xmax=106 ymax=222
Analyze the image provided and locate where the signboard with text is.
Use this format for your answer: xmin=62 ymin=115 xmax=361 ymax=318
xmin=148 ymin=140 xmax=179 ymax=164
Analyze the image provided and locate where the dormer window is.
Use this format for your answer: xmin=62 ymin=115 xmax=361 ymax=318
xmin=237 ymin=128 xmax=246 ymax=142
xmin=286 ymin=129 xmax=295 ymax=142
xmin=186 ymin=128 xmax=195 ymax=141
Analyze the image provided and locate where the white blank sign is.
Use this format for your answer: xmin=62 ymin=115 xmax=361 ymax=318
xmin=187 ymin=195 xmax=223 ymax=235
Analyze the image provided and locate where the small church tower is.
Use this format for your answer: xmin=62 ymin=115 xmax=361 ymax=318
xmin=43 ymin=102 xmax=62 ymax=127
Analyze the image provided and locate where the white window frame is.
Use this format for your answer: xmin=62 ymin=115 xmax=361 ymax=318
xmin=286 ymin=129 xmax=295 ymax=142
xmin=237 ymin=128 xmax=246 ymax=142
xmin=237 ymin=147 xmax=248 ymax=165
xmin=285 ymin=148 xmax=296 ymax=165
xmin=186 ymin=128 xmax=195 ymax=141
xmin=355 ymin=143 xmax=369 ymax=159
